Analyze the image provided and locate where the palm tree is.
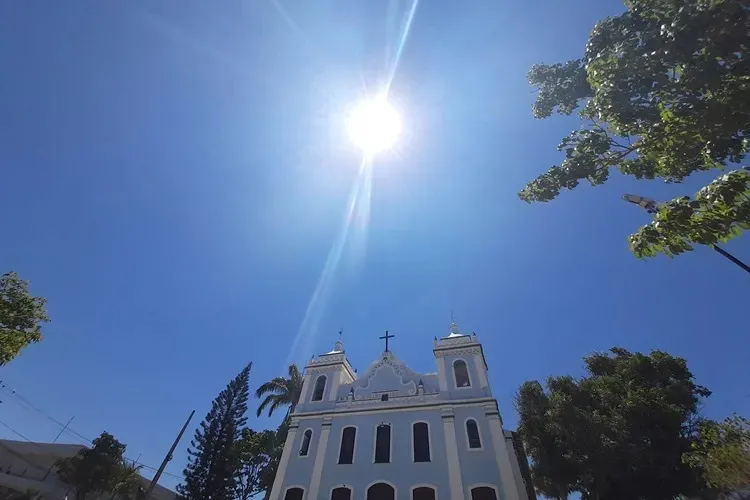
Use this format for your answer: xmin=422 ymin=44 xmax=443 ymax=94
xmin=109 ymin=460 xmax=143 ymax=500
xmin=255 ymin=364 xmax=303 ymax=417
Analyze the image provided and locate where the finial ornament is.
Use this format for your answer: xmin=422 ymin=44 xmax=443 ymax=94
xmin=334 ymin=329 xmax=344 ymax=352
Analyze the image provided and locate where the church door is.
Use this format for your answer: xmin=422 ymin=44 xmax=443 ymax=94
xmin=367 ymin=482 xmax=395 ymax=500
xmin=283 ymin=487 xmax=304 ymax=500
xmin=470 ymin=486 xmax=498 ymax=500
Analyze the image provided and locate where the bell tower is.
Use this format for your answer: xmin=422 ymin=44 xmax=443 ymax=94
xmin=433 ymin=321 xmax=491 ymax=396
xmin=296 ymin=336 xmax=356 ymax=412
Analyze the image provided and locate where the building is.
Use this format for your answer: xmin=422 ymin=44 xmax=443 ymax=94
xmin=0 ymin=439 xmax=176 ymax=499
xmin=269 ymin=323 xmax=535 ymax=500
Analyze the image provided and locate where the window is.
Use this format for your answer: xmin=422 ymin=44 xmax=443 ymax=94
xmin=412 ymin=422 xmax=430 ymax=462
xmin=338 ymin=426 xmax=356 ymax=464
xmin=412 ymin=486 xmax=436 ymax=500
xmin=367 ymin=483 xmax=395 ymax=500
xmin=470 ymin=487 xmax=498 ymax=500
xmin=312 ymin=375 xmax=326 ymax=401
xmin=284 ymin=487 xmax=305 ymax=500
xmin=299 ymin=429 xmax=312 ymax=456
xmin=381 ymin=394 xmax=388 ymax=402
xmin=454 ymin=359 xmax=471 ymax=388
xmin=374 ymin=424 xmax=391 ymax=463
xmin=331 ymin=487 xmax=352 ymax=500
xmin=466 ymin=419 xmax=482 ymax=449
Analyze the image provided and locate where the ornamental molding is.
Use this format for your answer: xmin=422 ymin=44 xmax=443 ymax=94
xmin=433 ymin=334 xmax=479 ymax=349
xmin=336 ymin=391 xmax=440 ymax=408
xmin=433 ymin=346 xmax=482 ymax=358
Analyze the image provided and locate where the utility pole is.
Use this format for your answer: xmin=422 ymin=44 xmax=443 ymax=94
xmin=41 ymin=416 xmax=75 ymax=481
xmin=622 ymin=194 xmax=750 ymax=274
xmin=145 ymin=410 xmax=195 ymax=499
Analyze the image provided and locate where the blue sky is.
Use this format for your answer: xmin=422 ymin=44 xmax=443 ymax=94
xmin=1 ymin=0 xmax=747 ymax=492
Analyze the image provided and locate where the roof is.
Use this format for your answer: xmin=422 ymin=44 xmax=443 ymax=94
xmin=0 ymin=439 xmax=176 ymax=500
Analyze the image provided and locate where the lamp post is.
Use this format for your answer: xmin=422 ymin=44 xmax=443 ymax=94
xmin=622 ymin=194 xmax=750 ymax=275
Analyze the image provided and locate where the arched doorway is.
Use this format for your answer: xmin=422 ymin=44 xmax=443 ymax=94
xmin=470 ymin=486 xmax=498 ymax=500
xmin=367 ymin=482 xmax=395 ymax=500
xmin=284 ymin=487 xmax=304 ymax=500
xmin=331 ymin=487 xmax=352 ymax=500
xmin=412 ymin=486 xmax=436 ymax=500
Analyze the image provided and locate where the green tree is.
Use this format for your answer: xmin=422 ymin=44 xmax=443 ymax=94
xmin=516 ymin=347 xmax=711 ymax=500
xmin=177 ymin=362 xmax=252 ymax=500
xmin=685 ymin=415 xmax=750 ymax=491
xmin=0 ymin=272 xmax=49 ymax=365
xmin=109 ymin=460 xmax=143 ymax=500
xmin=519 ymin=0 xmax=750 ymax=259
xmin=56 ymin=432 xmax=127 ymax=500
xmin=255 ymin=364 xmax=303 ymax=417
xmin=233 ymin=428 xmax=276 ymax=500
xmin=257 ymin=418 xmax=290 ymax=499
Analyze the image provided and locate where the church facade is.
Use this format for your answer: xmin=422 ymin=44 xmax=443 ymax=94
xmin=268 ymin=324 xmax=534 ymax=500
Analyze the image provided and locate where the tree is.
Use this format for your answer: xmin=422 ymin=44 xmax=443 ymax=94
xmin=516 ymin=347 xmax=711 ymax=500
xmin=685 ymin=415 xmax=750 ymax=491
xmin=177 ymin=362 xmax=252 ymax=500
xmin=233 ymin=428 xmax=276 ymax=500
xmin=56 ymin=432 xmax=127 ymax=500
xmin=255 ymin=364 xmax=303 ymax=417
xmin=109 ymin=460 xmax=143 ymax=500
xmin=257 ymin=417 xmax=290 ymax=499
xmin=0 ymin=272 xmax=49 ymax=365
xmin=519 ymin=0 xmax=750 ymax=259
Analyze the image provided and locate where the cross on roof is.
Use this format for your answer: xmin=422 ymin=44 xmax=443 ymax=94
xmin=379 ymin=330 xmax=395 ymax=352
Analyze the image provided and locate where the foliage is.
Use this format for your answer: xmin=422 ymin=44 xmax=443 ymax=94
xmin=0 ymin=486 xmax=40 ymax=500
xmin=177 ymin=363 xmax=252 ymax=500
xmin=233 ymin=428 xmax=276 ymax=500
xmin=519 ymin=0 xmax=750 ymax=259
xmin=516 ymin=347 xmax=711 ymax=500
xmin=0 ymin=272 xmax=49 ymax=365
xmin=685 ymin=415 xmax=750 ymax=491
xmin=56 ymin=432 xmax=127 ymax=500
xmin=109 ymin=460 xmax=144 ymax=500
xmin=255 ymin=364 xmax=303 ymax=417
xmin=257 ymin=417 xmax=290 ymax=499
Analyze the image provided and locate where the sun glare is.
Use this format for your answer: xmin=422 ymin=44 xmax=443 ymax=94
xmin=346 ymin=96 xmax=401 ymax=155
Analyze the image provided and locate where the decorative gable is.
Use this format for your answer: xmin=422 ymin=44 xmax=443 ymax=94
xmin=347 ymin=351 xmax=423 ymax=400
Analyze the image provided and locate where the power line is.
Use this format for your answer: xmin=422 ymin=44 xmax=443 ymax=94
xmin=0 ymin=418 xmax=58 ymax=474
xmin=0 ymin=382 xmax=183 ymax=480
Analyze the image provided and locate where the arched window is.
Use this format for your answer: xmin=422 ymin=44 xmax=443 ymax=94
xmin=374 ymin=424 xmax=391 ymax=463
xmin=470 ymin=486 xmax=498 ymax=500
xmin=466 ymin=419 xmax=482 ymax=449
xmin=412 ymin=422 xmax=430 ymax=462
xmin=331 ymin=487 xmax=352 ymax=500
xmin=312 ymin=375 xmax=326 ymax=401
xmin=284 ymin=487 xmax=305 ymax=500
xmin=367 ymin=483 xmax=395 ymax=500
xmin=338 ymin=426 xmax=356 ymax=464
xmin=299 ymin=429 xmax=312 ymax=456
xmin=454 ymin=359 xmax=471 ymax=387
xmin=412 ymin=486 xmax=436 ymax=500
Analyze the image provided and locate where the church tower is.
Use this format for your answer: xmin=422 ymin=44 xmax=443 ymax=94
xmin=268 ymin=324 xmax=533 ymax=500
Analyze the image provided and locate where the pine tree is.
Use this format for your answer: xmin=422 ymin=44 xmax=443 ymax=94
xmin=177 ymin=362 xmax=251 ymax=500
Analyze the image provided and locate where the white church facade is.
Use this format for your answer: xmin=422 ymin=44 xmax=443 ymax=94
xmin=268 ymin=324 xmax=535 ymax=500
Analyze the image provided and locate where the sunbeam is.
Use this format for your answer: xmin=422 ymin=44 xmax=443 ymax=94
xmin=285 ymin=159 xmax=373 ymax=367
xmin=284 ymin=0 xmax=420 ymax=367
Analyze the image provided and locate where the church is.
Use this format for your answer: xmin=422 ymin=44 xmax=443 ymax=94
xmin=267 ymin=323 xmax=535 ymax=500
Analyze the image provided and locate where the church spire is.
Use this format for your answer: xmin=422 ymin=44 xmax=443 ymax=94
xmin=448 ymin=311 xmax=463 ymax=337
xmin=333 ymin=329 xmax=344 ymax=353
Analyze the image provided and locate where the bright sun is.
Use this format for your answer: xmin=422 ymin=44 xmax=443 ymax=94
xmin=346 ymin=96 xmax=401 ymax=155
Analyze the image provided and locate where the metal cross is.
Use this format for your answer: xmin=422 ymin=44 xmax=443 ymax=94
xmin=379 ymin=331 xmax=395 ymax=352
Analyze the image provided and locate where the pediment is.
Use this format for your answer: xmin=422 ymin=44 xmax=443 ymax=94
xmin=351 ymin=352 xmax=422 ymax=399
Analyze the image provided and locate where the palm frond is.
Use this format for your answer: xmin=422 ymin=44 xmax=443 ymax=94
xmin=254 ymin=378 xmax=286 ymax=398
xmin=257 ymin=394 xmax=278 ymax=417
